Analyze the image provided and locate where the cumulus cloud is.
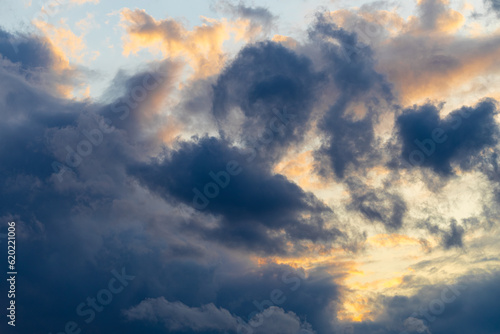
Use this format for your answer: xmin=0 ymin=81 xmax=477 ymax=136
xmin=212 ymin=40 xmax=322 ymax=161
xmin=126 ymin=297 xmax=316 ymax=334
xmin=404 ymin=317 xmax=432 ymax=334
xmin=125 ymin=297 xmax=239 ymax=331
xmin=129 ymin=136 xmax=343 ymax=254
xmin=396 ymin=99 xmax=499 ymax=175
xmin=0 ymin=27 xmax=83 ymax=95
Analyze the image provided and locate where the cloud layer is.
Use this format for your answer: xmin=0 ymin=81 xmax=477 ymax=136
xmin=1 ymin=1 xmax=500 ymax=333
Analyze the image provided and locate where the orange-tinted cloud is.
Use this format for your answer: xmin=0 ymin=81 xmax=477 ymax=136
xmin=376 ymin=34 xmax=500 ymax=106
xmin=367 ymin=233 xmax=423 ymax=248
xmin=337 ymin=295 xmax=376 ymax=322
xmin=120 ymin=9 xmax=265 ymax=79
xmin=325 ymin=2 xmax=500 ymax=107
xmin=32 ymin=18 xmax=96 ymax=98
xmin=33 ymin=19 xmax=86 ymax=64
xmin=272 ymin=34 xmax=298 ymax=48
xmin=405 ymin=0 xmax=465 ymax=35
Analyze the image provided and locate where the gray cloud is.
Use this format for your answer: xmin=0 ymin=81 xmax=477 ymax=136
xmin=125 ymin=297 xmax=315 ymax=334
xmin=309 ymin=13 xmax=394 ymax=180
xmin=213 ymin=1 xmax=277 ymax=39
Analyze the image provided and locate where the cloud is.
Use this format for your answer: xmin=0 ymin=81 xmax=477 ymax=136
xmin=120 ymin=8 xmax=272 ymax=79
xmin=3 ymin=17 xmax=100 ymax=98
xmin=309 ymin=14 xmax=394 ymax=180
xmin=0 ymin=28 xmax=57 ymax=69
xmin=0 ymin=53 xmax=212 ymax=333
xmin=120 ymin=3 xmax=279 ymax=79
xmin=125 ymin=297 xmax=239 ymax=331
xmin=125 ymin=263 xmax=341 ymax=333
xmin=212 ymin=40 xmax=322 ymax=161
xmin=322 ymin=2 xmax=500 ymax=106
xmin=120 ymin=8 xmax=232 ymax=78
xmin=2 ymin=4 xmax=500 ymax=334
xmin=484 ymin=0 xmax=500 ymax=17
xmin=348 ymin=272 xmax=500 ymax=334
xmin=214 ymin=264 xmax=339 ymax=333
xmin=0 ymin=18 xmax=346 ymax=333
xmin=367 ymin=233 xmax=424 ymax=248
xmin=213 ymin=0 xmax=277 ymax=40
xmin=376 ymin=33 xmax=500 ymax=106
xmin=0 ymin=27 xmax=82 ymax=95
xmin=347 ymin=178 xmax=407 ymax=230
xmin=33 ymin=19 xmax=87 ymax=63
xmin=125 ymin=297 xmax=316 ymax=334
xmin=412 ymin=0 xmax=465 ymax=34
xmin=272 ymin=34 xmax=298 ymax=48
xmin=396 ymin=99 xmax=499 ymax=175
xmin=98 ymin=59 xmax=182 ymax=143
xmin=403 ymin=316 xmax=432 ymax=334
xmin=442 ymin=220 xmax=465 ymax=249
xmin=129 ymin=136 xmax=343 ymax=255
xmin=420 ymin=218 xmax=466 ymax=249
xmin=76 ymin=13 xmax=99 ymax=35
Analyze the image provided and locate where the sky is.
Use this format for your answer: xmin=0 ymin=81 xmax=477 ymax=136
xmin=1 ymin=0 xmax=500 ymax=333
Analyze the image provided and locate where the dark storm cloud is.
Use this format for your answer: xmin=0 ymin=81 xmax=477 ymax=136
xmin=121 ymin=261 xmax=339 ymax=334
xmin=0 ymin=51 xmax=198 ymax=334
xmin=0 ymin=60 xmax=82 ymax=207
xmin=0 ymin=23 xmax=346 ymax=333
xmin=212 ymin=41 xmax=323 ymax=162
xmin=396 ymin=99 xmax=499 ymax=175
xmin=129 ymin=136 xmax=341 ymax=254
xmin=0 ymin=68 xmax=129 ymax=333
xmin=0 ymin=107 xmax=231 ymax=334
xmin=0 ymin=55 xmax=181 ymax=231
xmin=125 ymin=297 xmax=240 ymax=332
xmin=125 ymin=263 xmax=340 ymax=334
xmin=215 ymin=264 xmax=339 ymax=333
xmin=3 ymin=4 xmax=500 ymax=334
xmin=42 ymin=60 xmax=180 ymax=190
xmin=125 ymin=298 xmax=315 ymax=334
xmin=310 ymin=14 xmax=393 ymax=179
